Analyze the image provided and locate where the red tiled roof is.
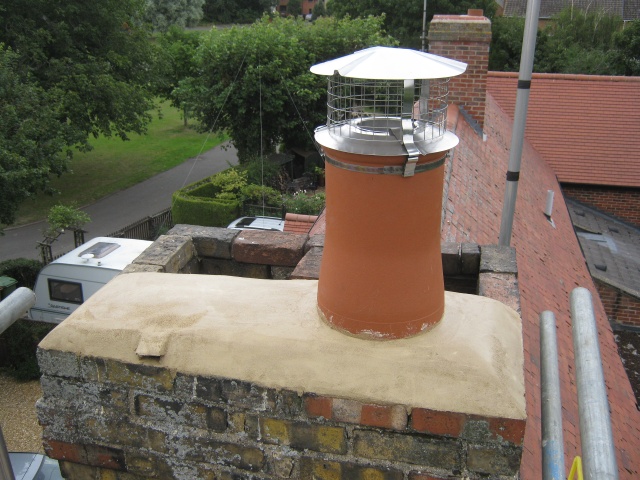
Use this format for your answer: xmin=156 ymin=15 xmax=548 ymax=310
xmin=283 ymin=213 xmax=319 ymax=234
xmin=487 ymin=72 xmax=640 ymax=188
xmin=443 ymin=96 xmax=640 ymax=478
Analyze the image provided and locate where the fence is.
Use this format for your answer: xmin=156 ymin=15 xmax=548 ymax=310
xmin=38 ymin=208 xmax=174 ymax=265
xmin=108 ymin=208 xmax=174 ymax=240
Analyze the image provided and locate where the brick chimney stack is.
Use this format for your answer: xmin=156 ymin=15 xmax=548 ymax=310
xmin=428 ymin=10 xmax=491 ymax=131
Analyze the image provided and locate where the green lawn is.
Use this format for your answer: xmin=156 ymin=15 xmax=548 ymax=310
xmin=14 ymin=102 xmax=227 ymax=226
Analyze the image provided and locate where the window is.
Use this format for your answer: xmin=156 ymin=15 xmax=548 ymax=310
xmin=78 ymin=242 xmax=120 ymax=259
xmin=48 ymin=279 xmax=84 ymax=304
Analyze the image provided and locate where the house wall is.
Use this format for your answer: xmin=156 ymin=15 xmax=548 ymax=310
xmin=562 ymin=184 xmax=640 ymax=228
xmin=595 ymin=279 xmax=640 ymax=328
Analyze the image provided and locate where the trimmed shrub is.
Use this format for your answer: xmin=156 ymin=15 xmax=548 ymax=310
xmin=172 ymin=191 xmax=240 ymax=227
xmin=0 ymin=320 xmax=55 ymax=380
xmin=0 ymin=258 xmax=43 ymax=289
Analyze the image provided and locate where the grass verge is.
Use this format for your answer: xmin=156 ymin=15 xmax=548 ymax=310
xmin=14 ymin=102 xmax=227 ymax=226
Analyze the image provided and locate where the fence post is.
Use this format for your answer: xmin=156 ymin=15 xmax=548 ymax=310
xmin=570 ymin=287 xmax=619 ymax=480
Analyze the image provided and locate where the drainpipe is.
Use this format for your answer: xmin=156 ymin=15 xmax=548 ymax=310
xmin=498 ymin=0 xmax=541 ymax=246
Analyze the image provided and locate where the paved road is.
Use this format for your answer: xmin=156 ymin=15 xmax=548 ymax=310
xmin=0 ymin=143 xmax=238 ymax=262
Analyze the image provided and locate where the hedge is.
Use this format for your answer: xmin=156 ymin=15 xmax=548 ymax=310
xmin=171 ymin=190 xmax=240 ymax=227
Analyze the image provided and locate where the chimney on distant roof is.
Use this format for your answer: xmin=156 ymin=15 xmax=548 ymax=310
xmin=428 ymin=10 xmax=491 ymax=131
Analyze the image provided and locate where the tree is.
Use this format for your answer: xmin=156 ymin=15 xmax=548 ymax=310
xmin=613 ymin=20 xmax=640 ymax=76
xmin=0 ymin=0 xmax=156 ymax=228
xmin=535 ymin=8 xmax=624 ymax=74
xmin=312 ymin=0 xmax=327 ymax=20
xmin=287 ymin=0 xmax=303 ymax=18
xmin=144 ymin=0 xmax=206 ymax=32
xmin=327 ymin=0 xmax=497 ymax=48
xmin=188 ymin=15 xmax=394 ymax=162
xmin=0 ymin=47 xmax=72 ymax=227
xmin=44 ymin=205 xmax=91 ymax=238
xmin=490 ymin=8 xmax=634 ymax=75
xmin=202 ymin=0 xmax=274 ymax=24
xmin=155 ymin=27 xmax=204 ymax=125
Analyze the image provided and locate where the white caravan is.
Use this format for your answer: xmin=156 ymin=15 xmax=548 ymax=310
xmin=30 ymin=237 xmax=152 ymax=324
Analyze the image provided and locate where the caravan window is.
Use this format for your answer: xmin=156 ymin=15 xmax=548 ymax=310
xmin=48 ymin=279 xmax=84 ymax=304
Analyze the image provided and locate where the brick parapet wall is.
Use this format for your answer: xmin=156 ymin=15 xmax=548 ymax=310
xmin=37 ymin=350 xmax=524 ymax=480
xmin=594 ymin=279 xmax=640 ymax=327
xmin=128 ymin=226 xmax=517 ymax=305
xmin=428 ymin=13 xmax=491 ymax=131
xmin=561 ymin=184 xmax=640 ymax=228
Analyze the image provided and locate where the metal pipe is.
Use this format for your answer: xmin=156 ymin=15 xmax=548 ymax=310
xmin=570 ymin=287 xmax=619 ymax=480
xmin=498 ymin=0 xmax=541 ymax=246
xmin=421 ymin=0 xmax=428 ymax=52
xmin=540 ymin=310 xmax=566 ymax=480
xmin=0 ymin=287 xmax=36 ymax=336
xmin=0 ymin=426 xmax=15 ymax=480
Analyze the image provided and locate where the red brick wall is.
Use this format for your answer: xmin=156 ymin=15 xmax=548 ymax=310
xmin=428 ymin=13 xmax=491 ymax=130
xmin=595 ymin=280 xmax=640 ymax=327
xmin=562 ymin=184 xmax=640 ymax=228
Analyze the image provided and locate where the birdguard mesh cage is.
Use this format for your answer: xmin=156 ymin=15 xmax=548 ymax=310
xmin=323 ymin=75 xmax=450 ymax=146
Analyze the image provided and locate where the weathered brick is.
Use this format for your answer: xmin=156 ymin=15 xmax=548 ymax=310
xmin=290 ymin=247 xmax=322 ymax=280
xmin=460 ymin=243 xmax=481 ymax=275
xmin=361 ymin=404 xmax=408 ymax=431
xmin=488 ymin=417 xmax=526 ymax=445
xmin=101 ymin=359 xmax=175 ymax=392
xmin=408 ymin=472 xmax=450 ymax=480
xmin=441 ymin=243 xmax=461 ymax=275
xmin=466 ymin=444 xmax=522 ymax=476
xmin=167 ymin=225 xmax=238 ymax=259
xmin=58 ymin=461 xmax=99 ymax=480
xmin=267 ymin=455 xmax=295 ymax=478
xmin=120 ymin=263 xmax=164 ymax=274
xmin=37 ymin=348 xmax=80 ymax=379
xmin=229 ymin=412 xmax=246 ymax=433
xmin=85 ymin=444 xmax=126 ymax=470
xmin=478 ymin=272 xmax=520 ymax=313
xmin=44 ymin=439 xmax=86 ymax=464
xmin=303 ymin=394 xmax=332 ymax=420
xmin=276 ymin=389 xmax=303 ymax=416
xmin=256 ymin=418 xmax=347 ymax=454
xmin=194 ymin=375 xmax=223 ymax=402
xmin=200 ymin=258 xmax=271 ymax=278
xmin=134 ymin=394 xmax=226 ymax=431
xmin=271 ymin=266 xmax=295 ymax=279
xmin=332 ymin=398 xmax=362 ymax=424
xmin=186 ymin=440 xmax=265 ymax=472
xmin=305 ymin=234 xmax=325 ymax=252
xmin=411 ymin=409 xmax=466 ymax=437
xmin=300 ymin=457 xmax=404 ymax=480
xmin=133 ymin=235 xmax=195 ymax=273
xmin=354 ymin=430 xmax=461 ymax=471
xmin=479 ymin=245 xmax=517 ymax=274
xmin=232 ymin=230 xmax=306 ymax=267
xmin=221 ymin=379 xmax=276 ymax=411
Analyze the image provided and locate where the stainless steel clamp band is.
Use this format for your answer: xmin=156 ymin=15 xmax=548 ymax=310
xmin=324 ymin=153 xmax=446 ymax=176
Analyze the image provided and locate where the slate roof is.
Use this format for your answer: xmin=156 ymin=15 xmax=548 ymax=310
xmin=567 ymin=198 xmax=640 ymax=297
xmin=487 ymin=72 xmax=640 ymax=188
xmin=503 ymin=0 xmax=640 ymax=21
xmin=442 ymin=96 xmax=640 ymax=478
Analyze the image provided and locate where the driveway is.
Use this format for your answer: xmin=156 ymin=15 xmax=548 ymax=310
xmin=0 ymin=143 xmax=238 ymax=262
